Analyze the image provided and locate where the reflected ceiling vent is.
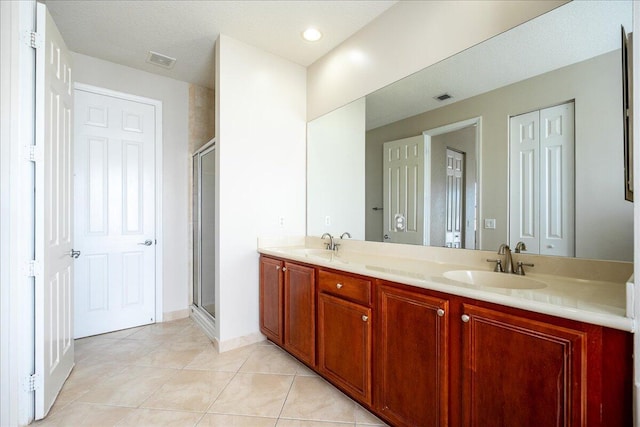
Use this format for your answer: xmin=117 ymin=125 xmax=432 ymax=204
xmin=146 ymin=51 xmax=176 ymax=69
xmin=434 ymin=93 xmax=453 ymax=101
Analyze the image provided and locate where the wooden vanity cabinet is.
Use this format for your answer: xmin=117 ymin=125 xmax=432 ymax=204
xmin=317 ymin=269 xmax=373 ymax=405
xmin=259 ymin=256 xmax=283 ymax=345
xmin=258 ymin=256 xmax=632 ymax=427
xmin=375 ymin=281 xmax=449 ymax=427
xmin=318 ymin=293 xmax=372 ymax=404
xmin=459 ymin=303 xmax=587 ymax=427
xmin=456 ymin=301 xmax=632 ymax=427
xmin=283 ymin=261 xmax=316 ymax=366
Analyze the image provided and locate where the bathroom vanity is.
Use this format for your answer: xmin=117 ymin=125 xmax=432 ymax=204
xmin=258 ymin=241 xmax=633 ymax=427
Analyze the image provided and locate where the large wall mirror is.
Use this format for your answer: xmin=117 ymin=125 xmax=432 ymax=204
xmin=307 ymin=0 xmax=633 ymax=262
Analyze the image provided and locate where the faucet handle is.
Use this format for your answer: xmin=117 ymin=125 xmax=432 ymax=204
xmin=515 ymin=261 xmax=534 ymax=275
xmin=487 ymin=259 xmax=504 ymax=272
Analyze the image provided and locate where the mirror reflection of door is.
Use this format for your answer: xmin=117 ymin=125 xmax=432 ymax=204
xmin=381 ymin=123 xmax=478 ymax=248
xmin=427 ymin=122 xmax=478 ymax=250
xmin=382 ymin=135 xmax=425 ymax=245
xmin=509 ymin=102 xmax=575 ymax=256
xmin=445 ymin=149 xmax=464 ymax=248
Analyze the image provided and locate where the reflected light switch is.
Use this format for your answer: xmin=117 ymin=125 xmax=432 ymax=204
xmin=484 ymin=218 xmax=496 ymax=229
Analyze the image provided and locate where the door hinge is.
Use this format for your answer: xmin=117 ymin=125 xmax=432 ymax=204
xmin=24 ymin=373 xmax=39 ymax=392
xmin=25 ymin=260 xmax=39 ymax=277
xmin=24 ymin=145 xmax=42 ymax=162
xmin=24 ymin=31 xmax=43 ymax=49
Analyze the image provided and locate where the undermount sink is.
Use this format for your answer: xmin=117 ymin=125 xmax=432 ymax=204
xmin=290 ymin=248 xmax=334 ymax=260
xmin=443 ymin=270 xmax=547 ymax=290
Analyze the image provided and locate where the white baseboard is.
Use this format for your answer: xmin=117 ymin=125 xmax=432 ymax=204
xmin=163 ymin=309 xmax=190 ymax=322
xmin=216 ymin=332 xmax=266 ymax=353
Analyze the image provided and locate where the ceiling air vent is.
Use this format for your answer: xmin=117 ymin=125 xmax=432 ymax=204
xmin=146 ymin=51 xmax=176 ymax=69
xmin=434 ymin=93 xmax=453 ymax=101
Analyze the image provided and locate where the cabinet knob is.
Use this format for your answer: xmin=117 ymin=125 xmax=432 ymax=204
xmin=282 ymin=267 xmax=287 ymax=272
xmin=461 ymin=314 xmax=470 ymax=323
xmin=275 ymin=265 xmax=280 ymax=270
xmin=362 ymin=315 xmax=368 ymax=322
xmin=336 ymin=283 xmax=343 ymax=289
xmin=437 ymin=309 xmax=445 ymax=317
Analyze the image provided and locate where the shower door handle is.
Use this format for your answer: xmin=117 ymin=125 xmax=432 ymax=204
xmin=138 ymin=240 xmax=153 ymax=246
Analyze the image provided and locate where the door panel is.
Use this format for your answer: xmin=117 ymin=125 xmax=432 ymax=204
xmin=74 ymin=89 xmax=156 ymax=338
xmin=461 ymin=304 xmax=586 ymax=427
xmin=509 ymin=103 xmax=574 ymax=256
xmin=259 ymin=257 xmax=283 ymax=345
xmin=540 ymin=103 xmax=574 ymax=257
xmin=283 ymin=262 xmax=316 ymax=366
xmin=318 ymin=293 xmax=372 ymax=405
xmin=376 ymin=284 xmax=448 ymax=427
xmin=509 ymin=110 xmax=540 ymax=254
xmin=445 ymin=149 xmax=464 ymax=248
xmin=34 ymin=3 xmax=75 ymax=419
xmin=382 ymin=135 xmax=424 ymax=244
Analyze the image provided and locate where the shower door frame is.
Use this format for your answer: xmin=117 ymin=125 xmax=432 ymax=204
xmin=191 ymin=139 xmax=217 ymax=339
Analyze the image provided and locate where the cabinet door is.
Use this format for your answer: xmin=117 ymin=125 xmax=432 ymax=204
xmin=259 ymin=256 xmax=283 ymax=345
xmin=461 ymin=304 xmax=586 ymax=427
xmin=318 ymin=293 xmax=372 ymax=405
xmin=284 ymin=262 xmax=316 ymax=366
xmin=376 ymin=283 xmax=449 ymax=427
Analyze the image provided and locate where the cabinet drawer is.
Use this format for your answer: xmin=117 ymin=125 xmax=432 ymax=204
xmin=318 ymin=270 xmax=371 ymax=306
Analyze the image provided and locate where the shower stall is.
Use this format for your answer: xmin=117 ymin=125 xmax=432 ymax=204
xmin=191 ymin=140 xmax=217 ymax=338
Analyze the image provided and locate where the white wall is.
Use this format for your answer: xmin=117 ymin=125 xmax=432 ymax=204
xmin=72 ymin=53 xmax=190 ymax=317
xmin=216 ymin=35 xmax=306 ymax=345
xmin=307 ymin=0 xmax=566 ymax=121
xmin=307 ymin=98 xmax=365 ymax=239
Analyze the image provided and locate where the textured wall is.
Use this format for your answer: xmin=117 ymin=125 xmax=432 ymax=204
xmin=189 ymin=84 xmax=215 ymax=153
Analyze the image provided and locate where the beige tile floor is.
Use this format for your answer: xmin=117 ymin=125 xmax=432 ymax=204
xmin=34 ymin=318 xmax=388 ymax=427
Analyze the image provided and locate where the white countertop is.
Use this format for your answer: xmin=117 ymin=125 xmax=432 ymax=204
xmin=259 ymin=244 xmax=635 ymax=332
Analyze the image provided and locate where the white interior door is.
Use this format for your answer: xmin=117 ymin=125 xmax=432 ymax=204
xmin=509 ymin=110 xmax=540 ymax=254
xmin=34 ymin=2 xmax=75 ymax=419
xmin=445 ymin=149 xmax=464 ymax=248
xmin=73 ymin=88 xmax=157 ymax=338
xmin=382 ymin=135 xmax=425 ymax=244
xmin=539 ymin=103 xmax=574 ymax=257
xmin=509 ymin=102 xmax=574 ymax=256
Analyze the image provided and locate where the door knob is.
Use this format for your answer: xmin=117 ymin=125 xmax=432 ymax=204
xmin=69 ymin=249 xmax=81 ymax=259
xmin=138 ymin=240 xmax=153 ymax=246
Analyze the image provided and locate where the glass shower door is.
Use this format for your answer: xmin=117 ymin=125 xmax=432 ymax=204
xmin=193 ymin=144 xmax=216 ymax=322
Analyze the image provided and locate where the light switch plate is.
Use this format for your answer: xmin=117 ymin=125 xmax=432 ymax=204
xmin=484 ymin=218 xmax=496 ymax=229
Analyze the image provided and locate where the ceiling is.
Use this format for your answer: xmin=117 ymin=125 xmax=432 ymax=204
xmin=44 ymin=0 xmax=397 ymax=89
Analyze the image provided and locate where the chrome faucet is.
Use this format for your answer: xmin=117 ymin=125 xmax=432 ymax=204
xmin=489 ymin=243 xmax=534 ymax=275
xmin=497 ymin=243 xmax=515 ymax=274
xmin=514 ymin=241 xmax=527 ymax=253
xmin=321 ymin=233 xmax=336 ymax=251
xmin=340 ymin=232 xmax=351 ymax=239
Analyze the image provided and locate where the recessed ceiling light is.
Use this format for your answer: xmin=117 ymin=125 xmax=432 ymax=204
xmin=302 ymin=27 xmax=322 ymax=42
